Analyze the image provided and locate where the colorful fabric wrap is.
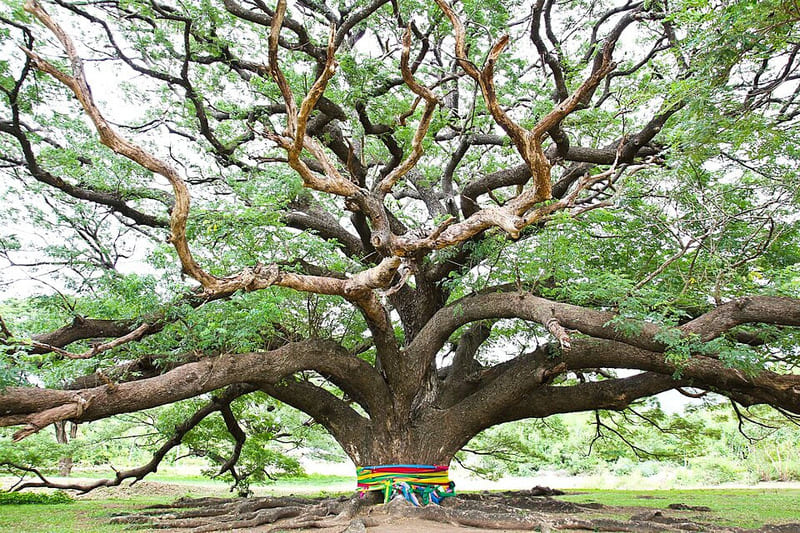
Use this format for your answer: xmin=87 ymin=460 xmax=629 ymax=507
xmin=356 ymin=464 xmax=456 ymax=505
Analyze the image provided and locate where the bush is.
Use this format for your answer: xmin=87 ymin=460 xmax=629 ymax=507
xmin=746 ymin=441 xmax=800 ymax=482
xmin=0 ymin=491 xmax=73 ymax=505
xmin=687 ymin=455 xmax=753 ymax=484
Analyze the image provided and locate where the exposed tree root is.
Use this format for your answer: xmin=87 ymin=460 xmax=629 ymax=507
xmin=109 ymin=494 xmax=371 ymax=532
xmin=107 ymin=490 xmax=800 ymax=532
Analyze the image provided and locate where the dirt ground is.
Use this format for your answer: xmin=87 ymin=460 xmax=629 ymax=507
xmin=81 ymin=482 xmax=540 ymax=531
xmin=286 ymin=516 xmax=532 ymax=533
xmin=92 ymin=481 xmax=800 ymax=533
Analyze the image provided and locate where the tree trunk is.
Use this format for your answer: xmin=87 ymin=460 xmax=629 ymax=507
xmin=345 ymin=412 xmax=473 ymax=469
xmin=54 ymin=421 xmax=78 ymax=477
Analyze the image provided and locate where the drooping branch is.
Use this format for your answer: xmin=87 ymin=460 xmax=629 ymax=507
xmin=260 ymin=380 xmax=370 ymax=464
xmin=216 ymin=398 xmax=249 ymax=481
xmin=21 ymin=284 xmax=246 ymax=357
xmin=0 ymin=120 xmax=169 ymax=228
xmin=23 ymin=0 xmax=215 ymax=288
xmin=5 ymin=384 xmax=256 ymax=493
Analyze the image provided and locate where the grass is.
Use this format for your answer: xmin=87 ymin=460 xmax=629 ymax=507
xmin=560 ymin=488 xmax=800 ymax=528
xmin=1 ymin=484 xmax=798 ymax=532
xmin=0 ymin=495 xmax=168 ymax=533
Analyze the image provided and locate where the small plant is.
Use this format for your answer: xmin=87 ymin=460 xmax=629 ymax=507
xmin=0 ymin=491 xmax=73 ymax=505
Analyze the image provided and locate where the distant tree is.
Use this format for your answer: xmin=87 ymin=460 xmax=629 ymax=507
xmin=1 ymin=0 xmax=800 ymax=509
xmin=52 ymin=420 xmax=76 ymax=476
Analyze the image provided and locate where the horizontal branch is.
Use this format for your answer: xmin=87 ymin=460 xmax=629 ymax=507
xmin=455 ymin=329 xmax=800 ymax=433
xmin=0 ymin=339 xmax=387 ymax=439
xmin=563 ymin=337 xmax=800 ymax=415
xmin=409 ymin=291 xmax=800 ymax=390
xmin=30 ymin=316 xmax=138 ymax=352
xmin=27 ymin=323 xmax=152 ymax=360
xmin=681 ymin=296 xmax=800 ymax=341
xmin=490 ymin=372 xmax=681 ymax=426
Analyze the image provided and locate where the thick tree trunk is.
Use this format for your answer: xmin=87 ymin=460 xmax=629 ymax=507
xmin=356 ymin=437 xmax=457 ymax=467
xmin=342 ymin=411 xmax=473 ymax=469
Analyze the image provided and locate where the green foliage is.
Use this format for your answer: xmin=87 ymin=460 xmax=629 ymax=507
xmin=747 ymin=429 xmax=800 ymax=482
xmin=0 ymin=430 xmax=71 ymax=473
xmin=0 ymin=392 xmax=343 ymax=494
xmin=0 ymin=491 xmax=73 ymax=505
xmin=461 ymin=402 xmax=800 ymax=483
xmin=457 ymin=415 xmax=603 ymax=477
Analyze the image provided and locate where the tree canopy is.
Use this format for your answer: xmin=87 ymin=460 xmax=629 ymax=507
xmin=1 ymin=0 xmax=800 ymax=494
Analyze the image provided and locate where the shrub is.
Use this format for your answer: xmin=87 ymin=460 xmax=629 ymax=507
xmin=747 ymin=442 xmax=800 ymax=482
xmin=0 ymin=491 xmax=73 ymax=505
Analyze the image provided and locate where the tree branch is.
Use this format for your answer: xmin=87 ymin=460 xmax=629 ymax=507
xmin=260 ymin=380 xmax=370 ymax=464
xmin=23 ymin=0 xmax=216 ymax=288
xmin=375 ymin=26 xmax=439 ymax=196
xmin=0 ymin=339 xmax=388 ymax=439
xmin=461 ymin=371 xmax=680 ymax=435
xmin=7 ymin=384 xmax=256 ymax=492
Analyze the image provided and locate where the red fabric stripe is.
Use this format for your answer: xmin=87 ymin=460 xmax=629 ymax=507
xmin=362 ymin=466 xmax=448 ymax=473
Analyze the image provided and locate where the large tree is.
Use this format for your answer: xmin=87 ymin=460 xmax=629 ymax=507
xmin=2 ymin=0 xmax=800 ymax=495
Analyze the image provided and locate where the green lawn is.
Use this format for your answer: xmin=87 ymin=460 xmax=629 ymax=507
xmin=560 ymin=488 xmax=800 ymax=528
xmin=0 ymin=496 xmax=167 ymax=533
